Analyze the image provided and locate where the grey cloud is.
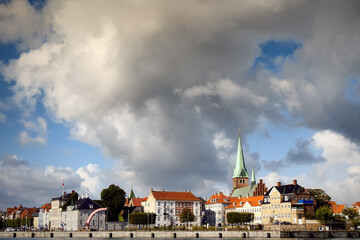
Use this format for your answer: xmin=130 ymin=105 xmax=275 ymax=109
xmin=1 ymin=0 xmax=360 ymax=199
xmin=263 ymin=139 xmax=325 ymax=172
xmin=0 ymin=154 xmax=82 ymax=210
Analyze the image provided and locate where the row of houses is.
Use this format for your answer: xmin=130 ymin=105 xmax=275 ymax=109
xmin=1 ymin=131 xmax=359 ymax=229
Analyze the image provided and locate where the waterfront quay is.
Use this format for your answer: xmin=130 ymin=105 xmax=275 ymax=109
xmin=1 ymin=231 xmax=360 ymax=239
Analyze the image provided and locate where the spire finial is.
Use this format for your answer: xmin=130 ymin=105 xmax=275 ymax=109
xmin=238 ymin=128 xmax=241 ymax=135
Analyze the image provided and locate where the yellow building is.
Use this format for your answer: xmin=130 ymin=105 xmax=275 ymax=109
xmin=261 ymin=180 xmax=315 ymax=225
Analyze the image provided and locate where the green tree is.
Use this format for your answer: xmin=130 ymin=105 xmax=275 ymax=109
xmin=101 ymin=184 xmax=126 ymax=221
xmin=179 ymin=208 xmax=196 ymax=224
xmin=129 ymin=213 xmax=156 ymax=226
xmin=315 ymin=206 xmax=334 ymax=223
xmin=307 ymin=189 xmax=331 ymax=209
xmin=227 ymin=212 xmax=253 ymax=225
xmin=342 ymin=207 xmax=359 ymax=220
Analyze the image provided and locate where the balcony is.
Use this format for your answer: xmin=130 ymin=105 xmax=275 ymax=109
xmin=298 ymin=200 xmax=314 ymax=204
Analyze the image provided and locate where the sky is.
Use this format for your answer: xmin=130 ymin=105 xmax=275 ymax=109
xmin=0 ymin=0 xmax=360 ymax=210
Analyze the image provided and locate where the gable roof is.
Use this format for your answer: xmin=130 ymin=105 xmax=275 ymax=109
xmin=352 ymin=202 xmax=360 ymax=207
xmin=264 ymin=183 xmax=305 ymax=196
xmin=151 ymin=190 xmax=200 ymax=201
xmin=130 ymin=197 xmax=147 ymax=207
xmin=331 ymin=204 xmax=346 ymax=214
xmin=231 ymin=185 xmax=256 ymax=198
xmin=226 ymin=196 xmax=263 ymax=209
xmin=73 ymin=197 xmax=102 ymax=210
xmin=40 ymin=203 xmax=51 ymax=212
xmin=205 ymin=193 xmax=237 ymax=205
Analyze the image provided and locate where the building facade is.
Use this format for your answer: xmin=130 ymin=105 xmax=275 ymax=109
xmin=62 ymin=196 xmax=106 ymax=231
xmin=204 ymin=192 xmax=236 ymax=226
xmin=261 ymin=180 xmax=315 ymax=224
xmin=142 ymin=189 xmax=202 ymax=227
xmin=225 ymin=196 xmax=263 ymax=225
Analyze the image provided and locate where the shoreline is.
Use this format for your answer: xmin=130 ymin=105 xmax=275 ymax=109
xmin=0 ymin=230 xmax=359 ymax=238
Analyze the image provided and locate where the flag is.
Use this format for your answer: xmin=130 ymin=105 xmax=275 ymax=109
xmin=62 ymin=179 xmax=64 ymax=187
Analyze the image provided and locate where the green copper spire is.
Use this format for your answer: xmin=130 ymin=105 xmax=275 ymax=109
xmin=129 ymin=188 xmax=135 ymax=199
xmin=251 ymin=168 xmax=256 ymax=185
xmin=233 ymin=129 xmax=249 ymax=178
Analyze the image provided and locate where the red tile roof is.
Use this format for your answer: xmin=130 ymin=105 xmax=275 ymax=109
xmin=205 ymin=193 xmax=237 ymax=205
xmin=226 ymin=196 xmax=263 ymax=209
xmin=40 ymin=203 xmax=51 ymax=212
xmin=352 ymin=202 xmax=360 ymax=208
xmin=131 ymin=198 xmax=147 ymax=207
xmin=331 ymin=203 xmax=346 ymax=214
xmin=152 ymin=190 xmax=200 ymax=201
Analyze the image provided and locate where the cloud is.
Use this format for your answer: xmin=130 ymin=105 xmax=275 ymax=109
xmin=18 ymin=117 xmax=47 ymax=145
xmin=0 ymin=112 xmax=5 ymax=123
xmin=0 ymin=0 xmax=360 ymax=201
xmin=263 ymin=139 xmax=325 ymax=172
xmin=0 ymin=0 xmax=49 ymax=49
xmin=0 ymin=154 xmax=82 ymax=210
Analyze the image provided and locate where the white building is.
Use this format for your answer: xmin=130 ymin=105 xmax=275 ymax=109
xmin=204 ymin=192 xmax=237 ymax=226
xmin=49 ymin=191 xmax=76 ymax=230
xmin=225 ymin=196 xmax=263 ymax=224
xmin=62 ymin=196 xmax=106 ymax=231
xmin=38 ymin=203 xmax=51 ymax=230
xmin=142 ymin=189 xmax=202 ymax=227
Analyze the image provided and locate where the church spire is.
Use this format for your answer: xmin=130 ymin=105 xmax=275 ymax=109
xmin=251 ymin=168 xmax=256 ymax=186
xmin=233 ymin=129 xmax=249 ymax=178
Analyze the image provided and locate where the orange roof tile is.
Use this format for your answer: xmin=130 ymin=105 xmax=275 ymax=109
xmin=131 ymin=198 xmax=147 ymax=207
xmin=142 ymin=197 xmax=148 ymax=202
xmin=352 ymin=202 xmax=360 ymax=207
xmin=225 ymin=196 xmax=263 ymax=209
xmin=331 ymin=204 xmax=346 ymax=214
xmin=152 ymin=190 xmax=200 ymax=201
xmin=205 ymin=193 xmax=237 ymax=205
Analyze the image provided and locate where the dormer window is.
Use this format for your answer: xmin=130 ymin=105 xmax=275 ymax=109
xmin=89 ymin=204 xmax=93 ymax=209
xmin=233 ymin=203 xmax=236 ymax=207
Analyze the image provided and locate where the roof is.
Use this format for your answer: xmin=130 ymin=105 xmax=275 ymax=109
xmin=231 ymin=185 xmax=256 ymax=198
xmin=331 ymin=204 xmax=346 ymax=214
xmin=151 ymin=190 xmax=201 ymax=201
xmin=130 ymin=198 xmax=147 ymax=207
xmin=233 ymin=133 xmax=249 ymax=178
xmin=352 ymin=202 xmax=360 ymax=207
xmin=226 ymin=196 xmax=263 ymax=209
xmin=52 ymin=192 xmax=74 ymax=201
xmin=40 ymin=203 xmax=51 ymax=212
xmin=73 ymin=197 xmax=102 ymax=210
xmin=264 ymin=183 xmax=305 ymax=196
xmin=205 ymin=193 xmax=237 ymax=205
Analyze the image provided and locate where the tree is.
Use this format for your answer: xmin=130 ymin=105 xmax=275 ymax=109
xmin=227 ymin=212 xmax=253 ymax=225
xmin=307 ymin=189 xmax=331 ymax=209
xmin=129 ymin=213 xmax=156 ymax=226
xmin=179 ymin=208 xmax=196 ymax=224
xmin=342 ymin=207 xmax=359 ymax=220
xmin=315 ymin=206 xmax=334 ymax=223
xmin=101 ymin=184 xmax=126 ymax=221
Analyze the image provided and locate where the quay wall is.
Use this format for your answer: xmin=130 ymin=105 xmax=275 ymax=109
xmin=1 ymin=230 xmax=360 ymax=238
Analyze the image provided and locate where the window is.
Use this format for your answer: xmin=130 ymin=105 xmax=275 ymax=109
xmin=89 ymin=204 xmax=93 ymax=209
xmin=80 ymin=220 xmax=83 ymax=225
xmin=196 ymin=203 xmax=198 ymax=207
xmin=158 ymin=202 xmax=160 ymax=206
xmin=158 ymin=209 xmax=160 ymax=214
xmin=93 ymin=220 xmax=95 ymax=225
xmin=164 ymin=202 xmax=167 ymax=206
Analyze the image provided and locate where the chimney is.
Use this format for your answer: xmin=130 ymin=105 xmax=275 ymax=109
xmin=260 ymin=179 xmax=263 ymax=184
xmin=150 ymin=188 xmax=153 ymax=192
xmin=277 ymin=182 xmax=281 ymax=187
xmin=293 ymin=179 xmax=297 ymax=185
xmin=162 ymin=189 xmax=165 ymax=192
xmin=72 ymin=190 xmax=75 ymax=194
xmin=86 ymin=194 xmax=89 ymax=198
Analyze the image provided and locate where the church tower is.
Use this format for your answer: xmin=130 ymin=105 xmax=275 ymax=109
xmin=232 ymin=129 xmax=249 ymax=191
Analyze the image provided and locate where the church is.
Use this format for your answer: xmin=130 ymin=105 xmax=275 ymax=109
xmin=231 ymin=130 xmax=267 ymax=198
